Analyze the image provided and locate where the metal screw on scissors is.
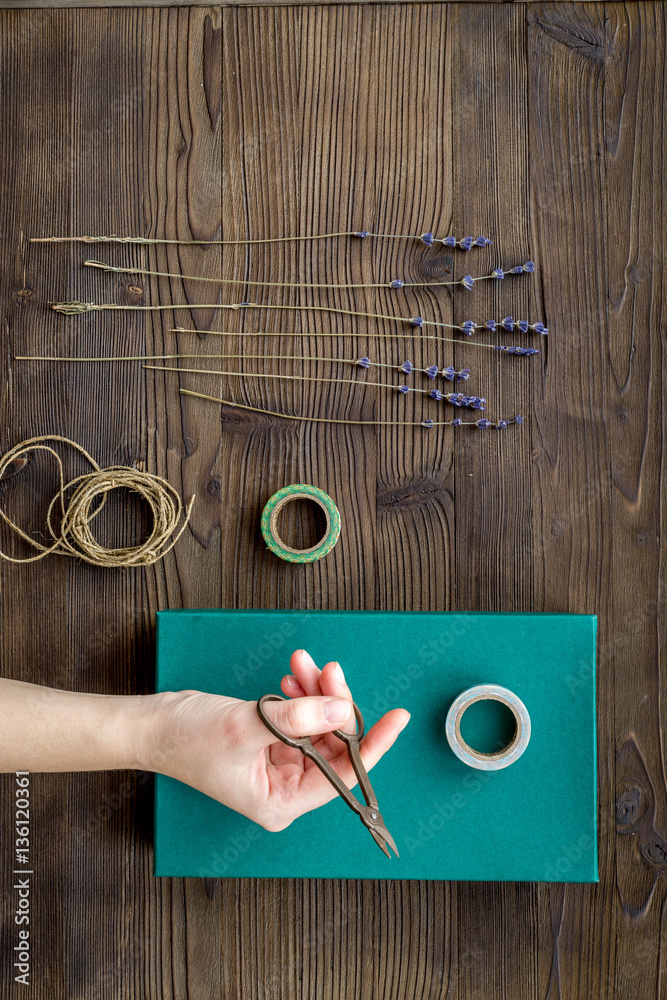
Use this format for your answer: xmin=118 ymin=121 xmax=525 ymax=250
xmin=256 ymin=694 xmax=399 ymax=858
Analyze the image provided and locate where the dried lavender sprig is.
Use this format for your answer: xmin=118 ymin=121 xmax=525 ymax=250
xmin=418 ymin=234 xmax=493 ymax=250
xmin=15 ymin=350 xmax=472 ymax=383
xmin=457 ymin=262 xmax=534 ymax=291
xmin=83 ymin=258 xmax=528 ymax=292
xmin=50 ymin=300 xmax=541 ymax=355
xmin=170 ymin=326 xmax=530 ymax=355
xmin=357 ymin=358 xmax=471 ymax=382
xmin=180 ymin=387 xmax=524 ymax=430
xmin=456 ymin=315 xmax=548 ymax=337
xmin=144 ymin=365 xmax=486 ymax=408
xmin=32 ymin=231 xmax=493 ymax=248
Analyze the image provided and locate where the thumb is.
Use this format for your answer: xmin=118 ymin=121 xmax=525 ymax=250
xmin=252 ymin=695 xmax=353 ymax=750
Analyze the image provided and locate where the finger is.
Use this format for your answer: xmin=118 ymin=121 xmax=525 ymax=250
xmin=269 ymin=731 xmax=345 ymax=768
xmin=280 ymin=674 xmax=306 ymax=698
xmin=318 ymin=661 xmax=356 ymax=735
xmin=272 ymin=676 xmax=307 ymax=766
xmin=289 ymin=649 xmax=322 ymax=696
xmin=250 ymin=694 xmax=354 ymax=752
xmin=294 ymin=709 xmax=410 ymax=812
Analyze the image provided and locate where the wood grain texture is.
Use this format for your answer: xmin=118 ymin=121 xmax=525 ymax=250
xmin=1 ymin=0 xmax=531 ymax=8
xmin=0 ymin=3 xmax=665 ymax=999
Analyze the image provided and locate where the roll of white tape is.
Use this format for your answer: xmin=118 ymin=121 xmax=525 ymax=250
xmin=445 ymin=684 xmax=531 ymax=771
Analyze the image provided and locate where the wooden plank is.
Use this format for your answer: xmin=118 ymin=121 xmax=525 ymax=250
xmin=450 ymin=5 xmax=538 ymax=998
xmin=2 ymin=0 xmax=532 ymax=8
xmin=0 ymin=13 xmax=72 ymax=997
xmin=140 ymin=10 xmax=227 ymax=996
xmin=525 ymin=4 xmax=615 ymax=998
xmin=0 ymin=7 xmax=155 ymax=1000
xmin=603 ymin=2 xmax=667 ymax=995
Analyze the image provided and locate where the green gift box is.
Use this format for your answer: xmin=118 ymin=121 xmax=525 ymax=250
xmin=154 ymin=610 xmax=597 ymax=882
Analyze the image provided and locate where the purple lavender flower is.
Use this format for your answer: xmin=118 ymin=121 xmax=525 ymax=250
xmin=390 ymin=279 xmax=404 ymax=288
xmin=458 ymin=369 xmax=471 ymax=381
xmin=510 ymin=265 xmax=524 ymax=274
xmin=410 ymin=316 xmax=424 ymax=328
xmin=492 ymin=268 xmax=505 ymax=280
xmin=430 ymin=389 xmax=444 ymax=401
xmin=531 ymin=322 xmax=549 ymax=336
xmin=460 ymin=237 xmax=474 ymax=251
xmin=459 ymin=320 xmax=476 ymax=336
xmin=422 ymin=419 xmax=434 ymax=428
xmin=356 ymin=356 xmax=371 ymax=368
xmin=475 ymin=236 xmax=493 ymax=247
xmin=516 ymin=320 xmax=529 ymax=334
xmin=398 ymin=384 xmax=410 ymax=394
xmin=496 ymin=420 xmax=508 ymax=429
xmin=484 ymin=320 xmax=497 ymax=332
xmin=495 ymin=345 xmax=540 ymax=355
xmin=461 ymin=275 xmax=474 ymax=291
xmin=446 ymin=393 xmax=484 ymax=409
xmin=477 ymin=419 xmax=492 ymax=429
xmin=452 ymin=418 xmax=463 ymax=426
xmin=443 ymin=236 xmax=457 ymax=248
xmin=515 ymin=415 xmax=524 ymax=424
xmin=400 ymin=360 xmax=413 ymax=374
xmin=421 ymin=233 xmax=435 ymax=247
xmin=425 ymin=365 xmax=439 ymax=379
xmin=441 ymin=366 xmax=457 ymax=380
xmin=502 ymin=316 xmax=514 ymax=331
xmin=354 ymin=231 xmax=369 ymax=238
xmin=447 ymin=393 xmax=466 ymax=406
xmin=522 ymin=261 xmax=535 ymax=272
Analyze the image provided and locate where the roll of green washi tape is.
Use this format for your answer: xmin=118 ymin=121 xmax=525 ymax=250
xmin=260 ymin=484 xmax=341 ymax=563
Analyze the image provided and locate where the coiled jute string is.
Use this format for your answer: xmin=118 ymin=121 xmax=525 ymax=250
xmin=0 ymin=435 xmax=195 ymax=567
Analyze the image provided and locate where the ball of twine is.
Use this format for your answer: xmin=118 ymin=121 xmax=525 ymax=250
xmin=0 ymin=435 xmax=195 ymax=567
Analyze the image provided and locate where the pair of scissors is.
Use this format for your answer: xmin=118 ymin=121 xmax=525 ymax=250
xmin=257 ymin=694 xmax=399 ymax=858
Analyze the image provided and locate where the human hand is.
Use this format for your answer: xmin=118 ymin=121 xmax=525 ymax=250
xmin=148 ymin=649 xmax=410 ymax=831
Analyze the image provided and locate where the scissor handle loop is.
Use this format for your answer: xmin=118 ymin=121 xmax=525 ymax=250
xmin=332 ymin=702 xmax=365 ymax=742
xmin=256 ymin=694 xmax=312 ymax=748
xmin=256 ymin=693 xmax=364 ymax=746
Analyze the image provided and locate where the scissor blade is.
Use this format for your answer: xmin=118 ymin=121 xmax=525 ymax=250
xmin=369 ymin=827 xmax=392 ymax=858
xmin=375 ymin=825 xmax=399 ymax=858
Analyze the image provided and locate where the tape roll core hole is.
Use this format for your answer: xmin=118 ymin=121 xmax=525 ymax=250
xmin=456 ymin=697 xmax=520 ymax=759
xmin=271 ymin=495 xmax=330 ymax=555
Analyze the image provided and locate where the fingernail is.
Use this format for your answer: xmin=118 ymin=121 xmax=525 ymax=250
xmin=335 ymin=662 xmax=345 ymax=683
xmin=299 ymin=649 xmax=316 ymax=666
xmin=399 ymin=713 xmax=411 ymax=732
xmin=285 ymin=676 xmax=299 ymax=688
xmin=323 ymin=698 xmax=351 ymax=723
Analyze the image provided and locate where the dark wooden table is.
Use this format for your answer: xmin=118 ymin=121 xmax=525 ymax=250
xmin=0 ymin=2 xmax=665 ymax=997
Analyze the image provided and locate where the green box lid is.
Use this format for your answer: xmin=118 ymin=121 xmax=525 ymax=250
xmin=154 ymin=610 xmax=597 ymax=882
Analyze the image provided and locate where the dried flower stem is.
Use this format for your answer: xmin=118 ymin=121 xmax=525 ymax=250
xmin=143 ymin=364 xmax=485 ymax=408
xmin=16 ymin=352 xmax=238 ymax=362
xmin=31 ymin=231 xmax=492 ymax=248
xmin=14 ymin=352 xmax=471 ymax=383
xmin=83 ymin=258 xmax=527 ymax=292
xmin=179 ymin=389 xmax=523 ymax=430
xmin=169 ymin=326 xmax=525 ymax=353
xmin=49 ymin=301 xmax=541 ymax=352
